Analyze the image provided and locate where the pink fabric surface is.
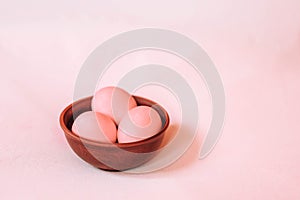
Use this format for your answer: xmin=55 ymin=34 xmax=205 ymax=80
xmin=1 ymin=1 xmax=299 ymax=199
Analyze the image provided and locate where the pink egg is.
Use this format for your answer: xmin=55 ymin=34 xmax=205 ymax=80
xmin=118 ymin=106 xmax=162 ymax=143
xmin=72 ymin=111 xmax=117 ymax=143
xmin=92 ymin=87 xmax=137 ymax=124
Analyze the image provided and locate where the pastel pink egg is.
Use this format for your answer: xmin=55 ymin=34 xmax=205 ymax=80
xmin=72 ymin=111 xmax=117 ymax=143
xmin=92 ymin=87 xmax=137 ymax=124
xmin=118 ymin=106 xmax=162 ymax=143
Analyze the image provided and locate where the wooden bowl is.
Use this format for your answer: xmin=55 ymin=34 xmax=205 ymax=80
xmin=59 ymin=96 xmax=169 ymax=171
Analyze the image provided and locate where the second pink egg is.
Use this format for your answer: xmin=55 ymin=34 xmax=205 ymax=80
xmin=92 ymin=87 xmax=137 ymax=124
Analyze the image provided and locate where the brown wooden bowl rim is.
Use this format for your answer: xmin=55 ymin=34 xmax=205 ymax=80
xmin=59 ymin=95 xmax=170 ymax=148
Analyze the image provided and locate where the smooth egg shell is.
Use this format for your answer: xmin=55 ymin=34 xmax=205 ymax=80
xmin=72 ymin=111 xmax=117 ymax=143
xmin=118 ymin=106 xmax=162 ymax=143
xmin=92 ymin=86 xmax=137 ymax=124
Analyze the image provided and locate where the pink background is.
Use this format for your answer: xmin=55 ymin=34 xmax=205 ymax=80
xmin=1 ymin=0 xmax=299 ymax=199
